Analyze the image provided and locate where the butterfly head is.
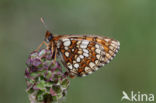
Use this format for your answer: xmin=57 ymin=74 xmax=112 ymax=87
xmin=45 ymin=31 xmax=53 ymax=43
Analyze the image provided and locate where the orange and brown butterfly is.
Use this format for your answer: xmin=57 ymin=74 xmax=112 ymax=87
xmin=37 ymin=31 xmax=120 ymax=77
xmin=37 ymin=18 xmax=120 ymax=77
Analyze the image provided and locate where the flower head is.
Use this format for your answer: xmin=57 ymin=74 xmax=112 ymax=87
xmin=25 ymin=49 xmax=70 ymax=103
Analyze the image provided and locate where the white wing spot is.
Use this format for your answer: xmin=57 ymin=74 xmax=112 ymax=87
xmin=89 ymin=62 xmax=95 ymax=68
xmin=96 ymin=54 xmax=101 ymax=59
xmin=74 ymin=63 xmax=79 ymax=68
xmin=112 ymin=41 xmax=119 ymax=45
xmin=94 ymin=67 xmax=99 ymax=71
xmin=80 ymin=40 xmax=89 ymax=48
xmin=105 ymin=39 xmax=110 ymax=42
xmin=63 ymin=40 xmax=71 ymax=46
xmin=109 ymin=50 xmax=114 ymax=56
xmin=106 ymin=53 xmax=111 ymax=59
xmin=78 ymin=50 xmax=83 ymax=54
xmin=109 ymin=46 xmax=114 ymax=50
xmin=95 ymin=60 xmax=99 ymax=64
xmin=85 ymin=67 xmax=92 ymax=74
xmin=83 ymin=49 xmax=89 ymax=53
xmin=85 ymin=67 xmax=90 ymax=71
xmin=77 ymin=41 xmax=81 ymax=45
xmin=100 ymin=57 xmax=104 ymax=61
xmin=104 ymin=58 xmax=110 ymax=63
xmin=110 ymin=57 xmax=113 ymax=60
xmin=101 ymin=51 xmax=105 ymax=55
xmin=73 ymin=61 xmax=76 ymax=64
xmin=82 ymin=40 xmax=89 ymax=45
xmin=107 ymin=60 xmax=110 ymax=63
xmin=83 ymin=53 xmax=89 ymax=57
xmin=79 ymin=55 xmax=84 ymax=59
xmin=67 ymin=63 xmax=73 ymax=70
xmin=82 ymin=74 xmax=86 ymax=77
xmin=117 ymin=41 xmax=120 ymax=45
xmin=111 ymin=43 xmax=116 ymax=47
xmin=80 ymin=44 xmax=87 ymax=48
xmin=95 ymin=44 xmax=100 ymax=49
xmin=76 ymin=57 xmax=81 ymax=62
xmin=114 ymin=54 xmax=116 ymax=57
xmin=65 ymin=52 xmax=69 ymax=57
xmin=64 ymin=46 xmax=68 ymax=50
xmin=95 ymin=49 xmax=101 ymax=54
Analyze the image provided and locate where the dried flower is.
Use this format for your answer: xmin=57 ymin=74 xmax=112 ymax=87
xmin=25 ymin=49 xmax=70 ymax=103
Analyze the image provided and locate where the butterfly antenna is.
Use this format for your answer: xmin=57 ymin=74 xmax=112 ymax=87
xmin=40 ymin=17 xmax=49 ymax=31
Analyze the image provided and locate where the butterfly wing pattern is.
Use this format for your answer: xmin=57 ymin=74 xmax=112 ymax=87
xmin=56 ymin=35 xmax=120 ymax=77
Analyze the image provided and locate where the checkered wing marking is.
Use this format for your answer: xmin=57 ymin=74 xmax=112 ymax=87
xmin=57 ymin=36 xmax=120 ymax=77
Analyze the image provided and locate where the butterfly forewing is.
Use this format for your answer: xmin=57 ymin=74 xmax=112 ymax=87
xmin=56 ymin=35 xmax=120 ymax=77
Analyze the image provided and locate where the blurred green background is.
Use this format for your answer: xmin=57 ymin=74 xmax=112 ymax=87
xmin=0 ymin=0 xmax=156 ymax=103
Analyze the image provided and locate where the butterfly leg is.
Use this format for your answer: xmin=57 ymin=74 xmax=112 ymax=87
xmin=53 ymin=48 xmax=57 ymax=63
xmin=35 ymin=41 xmax=48 ymax=51
xmin=50 ymin=42 xmax=56 ymax=63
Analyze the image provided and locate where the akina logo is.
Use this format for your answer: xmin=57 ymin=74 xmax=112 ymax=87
xmin=121 ymin=91 xmax=154 ymax=102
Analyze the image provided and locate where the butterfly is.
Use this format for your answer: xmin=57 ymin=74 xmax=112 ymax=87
xmin=37 ymin=30 xmax=120 ymax=77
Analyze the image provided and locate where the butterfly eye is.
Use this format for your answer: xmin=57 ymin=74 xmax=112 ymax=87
xmin=48 ymin=35 xmax=53 ymax=41
xmin=45 ymin=31 xmax=53 ymax=42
